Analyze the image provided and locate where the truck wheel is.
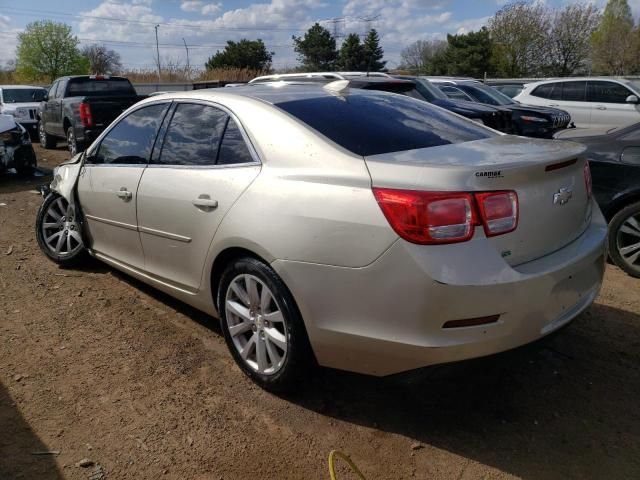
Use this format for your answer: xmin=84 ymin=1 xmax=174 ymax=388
xmin=609 ymin=201 xmax=640 ymax=278
xmin=38 ymin=122 xmax=56 ymax=149
xmin=66 ymin=128 xmax=84 ymax=157
xmin=35 ymin=193 xmax=87 ymax=267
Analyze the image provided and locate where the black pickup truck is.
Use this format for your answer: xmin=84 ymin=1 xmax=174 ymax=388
xmin=38 ymin=75 xmax=144 ymax=156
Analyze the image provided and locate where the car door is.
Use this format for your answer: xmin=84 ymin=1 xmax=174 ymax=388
xmin=587 ymin=81 xmax=640 ymax=128
xmin=136 ymin=101 xmax=261 ymax=292
xmin=49 ymin=79 xmax=66 ymax=136
xmin=41 ymin=81 xmax=59 ymax=132
xmin=77 ymin=102 xmax=171 ymax=270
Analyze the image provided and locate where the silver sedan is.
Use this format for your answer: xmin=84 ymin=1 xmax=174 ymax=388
xmin=36 ymin=83 xmax=607 ymax=391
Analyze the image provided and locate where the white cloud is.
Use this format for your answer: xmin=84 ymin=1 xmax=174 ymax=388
xmin=181 ymin=1 xmax=204 ymax=12
xmin=180 ymin=0 xmax=222 ymax=14
xmin=201 ymin=3 xmax=223 ymax=15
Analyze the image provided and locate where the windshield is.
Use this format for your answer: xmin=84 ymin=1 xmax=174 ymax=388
xmin=412 ymin=79 xmax=448 ymax=101
xmin=66 ymin=78 xmax=136 ymax=97
xmin=275 ymin=90 xmax=492 ymax=156
xmin=2 ymin=88 xmax=47 ymax=103
xmin=459 ymin=83 xmax=515 ymax=106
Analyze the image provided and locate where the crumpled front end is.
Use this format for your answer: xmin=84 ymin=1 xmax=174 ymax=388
xmin=0 ymin=114 xmax=36 ymax=172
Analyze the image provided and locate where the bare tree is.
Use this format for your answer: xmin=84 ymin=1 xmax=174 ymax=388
xmin=591 ymin=0 xmax=638 ymax=75
xmin=399 ymin=39 xmax=447 ymax=73
xmin=81 ymin=44 xmax=122 ymax=74
xmin=548 ymin=3 xmax=601 ymax=76
xmin=488 ymin=1 xmax=552 ymax=77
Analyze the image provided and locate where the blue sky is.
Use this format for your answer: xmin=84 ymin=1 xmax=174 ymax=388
xmin=0 ymin=0 xmax=625 ymax=71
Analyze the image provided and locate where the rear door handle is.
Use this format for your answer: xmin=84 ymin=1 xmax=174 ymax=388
xmin=192 ymin=194 xmax=218 ymax=210
xmin=596 ymin=105 xmax=607 ymax=110
xmin=116 ymin=188 xmax=132 ymax=200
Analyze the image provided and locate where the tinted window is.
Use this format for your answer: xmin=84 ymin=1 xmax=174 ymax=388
xmin=588 ymin=81 xmax=633 ymax=103
xmin=440 ymin=86 xmax=474 ymax=102
xmin=217 ymin=119 xmax=254 ymax=165
xmin=67 ymin=78 xmax=136 ymax=97
xmin=275 ymin=91 xmax=492 ymax=156
xmin=532 ymin=83 xmax=560 ymax=100
xmin=93 ymin=103 xmax=169 ymax=165
xmin=48 ymin=81 xmax=59 ymax=100
xmin=560 ymin=81 xmax=586 ymax=102
xmin=2 ymin=88 xmax=47 ymax=103
xmin=158 ymin=103 xmax=228 ymax=166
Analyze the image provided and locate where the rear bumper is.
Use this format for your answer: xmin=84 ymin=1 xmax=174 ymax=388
xmin=272 ymin=203 xmax=607 ymax=376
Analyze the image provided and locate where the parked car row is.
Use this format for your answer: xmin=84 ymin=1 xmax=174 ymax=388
xmin=36 ymin=79 xmax=608 ymax=391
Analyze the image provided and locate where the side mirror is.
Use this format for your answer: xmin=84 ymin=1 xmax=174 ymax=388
xmin=626 ymin=94 xmax=639 ymax=104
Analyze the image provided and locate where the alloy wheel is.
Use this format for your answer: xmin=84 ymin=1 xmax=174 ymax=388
xmin=41 ymin=196 xmax=83 ymax=257
xmin=225 ymin=274 xmax=288 ymax=375
xmin=616 ymin=213 xmax=640 ymax=270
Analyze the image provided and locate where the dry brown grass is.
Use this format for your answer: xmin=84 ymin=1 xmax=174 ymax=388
xmin=123 ymin=67 xmax=267 ymax=84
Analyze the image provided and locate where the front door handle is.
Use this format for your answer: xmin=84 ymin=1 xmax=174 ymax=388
xmin=192 ymin=194 xmax=218 ymax=210
xmin=595 ymin=105 xmax=607 ymax=110
xmin=116 ymin=188 xmax=132 ymax=201
xmin=549 ymin=104 xmax=559 ymax=107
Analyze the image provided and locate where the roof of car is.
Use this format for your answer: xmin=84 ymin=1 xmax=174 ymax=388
xmin=250 ymin=71 xmax=390 ymax=83
xmin=524 ymin=77 xmax=639 ymax=85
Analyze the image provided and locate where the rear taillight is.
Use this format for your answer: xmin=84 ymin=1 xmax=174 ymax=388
xmin=79 ymin=102 xmax=93 ymax=128
xmin=373 ymin=188 xmax=519 ymax=245
xmin=476 ymin=191 xmax=518 ymax=237
xmin=584 ymin=162 xmax=592 ymax=199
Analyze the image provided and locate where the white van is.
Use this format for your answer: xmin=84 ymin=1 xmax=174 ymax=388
xmin=515 ymin=77 xmax=640 ymax=128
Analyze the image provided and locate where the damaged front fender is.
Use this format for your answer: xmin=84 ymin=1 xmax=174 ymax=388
xmin=50 ymin=153 xmax=84 ymax=203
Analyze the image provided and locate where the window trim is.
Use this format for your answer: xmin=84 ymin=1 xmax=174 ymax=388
xmin=147 ymin=98 xmax=261 ymax=170
xmin=84 ymin=100 xmax=172 ymax=168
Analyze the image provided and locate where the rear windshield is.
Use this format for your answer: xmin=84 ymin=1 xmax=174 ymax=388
xmin=2 ymin=88 xmax=46 ymax=103
xmin=66 ymin=78 xmax=136 ymax=97
xmin=275 ymin=91 xmax=493 ymax=156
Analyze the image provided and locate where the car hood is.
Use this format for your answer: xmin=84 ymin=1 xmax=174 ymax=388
xmin=506 ymin=103 xmax=569 ymax=117
xmin=1 ymin=102 xmax=41 ymax=111
xmin=431 ymin=98 xmax=500 ymax=115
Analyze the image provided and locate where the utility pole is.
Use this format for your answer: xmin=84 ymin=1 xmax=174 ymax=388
xmin=182 ymin=37 xmax=190 ymax=81
xmin=154 ymin=24 xmax=161 ymax=83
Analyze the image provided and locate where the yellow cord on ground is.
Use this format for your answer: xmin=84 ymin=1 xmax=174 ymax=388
xmin=328 ymin=450 xmax=367 ymax=480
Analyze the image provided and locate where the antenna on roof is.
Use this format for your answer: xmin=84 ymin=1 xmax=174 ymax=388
xmin=323 ymin=80 xmax=350 ymax=94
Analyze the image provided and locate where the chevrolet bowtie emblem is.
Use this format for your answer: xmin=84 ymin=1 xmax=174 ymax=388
xmin=553 ymin=187 xmax=573 ymax=205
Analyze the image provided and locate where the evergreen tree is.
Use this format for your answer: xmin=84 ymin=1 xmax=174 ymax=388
xmin=591 ymin=0 xmax=638 ymax=75
xmin=292 ymin=23 xmax=338 ymax=71
xmin=205 ymin=39 xmax=273 ymax=70
xmin=362 ymin=29 xmax=386 ymax=71
xmin=337 ymin=33 xmax=365 ymax=70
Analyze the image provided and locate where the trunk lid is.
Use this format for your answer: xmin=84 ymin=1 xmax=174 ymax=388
xmin=365 ymin=136 xmax=590 ymax=266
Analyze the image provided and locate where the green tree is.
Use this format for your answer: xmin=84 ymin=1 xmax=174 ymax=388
xmin=205 ymin=39 xmax=273 ymax=70
xmin=362 ymin=29 xmax=386 ymax=71
xmin=337 ymin=33 xmax=365 ymax=70
xmin=16 ymin=20 xmax=88 ymax=81
xmin=292 ymin=23 xmax=337 ymax=71
xmin=591 ymin=0 xmax=637 ymax=75
xmin=430 ymin=28 xmax=495 ymax=77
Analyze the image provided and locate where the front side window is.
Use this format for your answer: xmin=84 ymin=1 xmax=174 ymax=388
xmin=91 ymin=103 xmax=169 ymax=165
xmin=276 ymin=90 xmax=493 ymax=157
xmin=48 ymin=82 xmax=59 ymax=100
xmin=588 ymin=81 xmax=633 ymax=104
xmin=560 ymin=81 xmax=587 ymax=102
xmin=531 ymin=83 xmax=560 ymax=100
xmin=157 ymin=103 xmax=228 ymax=166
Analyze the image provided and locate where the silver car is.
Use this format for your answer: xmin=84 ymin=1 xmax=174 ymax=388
xmin=35 ymin=83 xmax=607 ymax=391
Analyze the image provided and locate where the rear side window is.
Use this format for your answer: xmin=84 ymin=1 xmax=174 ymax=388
xmin=275 ymin=91 xmax=492 ymax=156
xmin=217 ymin=120 xmax=255 ymax=165
xmin=588 ymin=81 xmax=633 ymax=103
xmin=158 ymin=103 xmax=228 ymax=166
xmin=440 ymin=86 xmax=474 ymax=102
xmin=531 ymin=83 xmax=560 ymax=100
xmin=92 ymin=103 xmax=169 ymax=165
xmin=560 ymin=81 xmax=586 ymax=101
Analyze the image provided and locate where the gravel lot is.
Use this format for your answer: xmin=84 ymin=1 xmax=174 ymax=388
xmin=1 ymin=144 xmax=639 ymax=480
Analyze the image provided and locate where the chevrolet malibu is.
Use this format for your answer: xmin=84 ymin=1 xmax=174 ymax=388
xmin=35 ymin=83 xmax=607 ymax=391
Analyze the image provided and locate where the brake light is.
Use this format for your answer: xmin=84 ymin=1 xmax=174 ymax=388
xmin=79 ymin=102 xmax=93 ymax=128
xmin=373 ymin=188 xmax=519 ymax=245
xmin=372 ymin=189 xmax=477 ymax=244
xmin=476 ymin=191 xmax=518 ymax=237
xmin=584 ymin=162 xmax=592 ymax=199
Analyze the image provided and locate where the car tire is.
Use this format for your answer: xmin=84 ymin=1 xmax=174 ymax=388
xmin=35 ymin=193 xmax=87 ymax=267
xmin=608 ymin=201 xmax=640 ymax=278
xmin=38 ymin=121 xmax=56 ymax=149
xmin=14 ymin=145 xmax=37 ymax=177
xmin=66 ymin=127 xmax=83 ymax=157
xmin=217 ymin=256 xmax=313 ymax=392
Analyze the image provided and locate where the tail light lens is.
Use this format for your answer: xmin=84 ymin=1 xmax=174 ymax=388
xmin=373 ymin=188 xmax=519 ymax=245
xmin=79 ymin=102 xmax=93 ymax=128
xmin=584 ymin=162 xmax=592 ymax=199
xmin=476 ymin=191 xmax=518 ymax=237
xmin=372 ymin=189 xmax=476 ymax=244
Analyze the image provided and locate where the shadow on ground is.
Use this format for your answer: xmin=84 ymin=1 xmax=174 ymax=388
xmin=0 ymin=382 xmax=63 ymax=479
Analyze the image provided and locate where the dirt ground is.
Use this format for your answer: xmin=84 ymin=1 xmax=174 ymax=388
xmin=0 ymin=144 xmax=639 ymax=480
